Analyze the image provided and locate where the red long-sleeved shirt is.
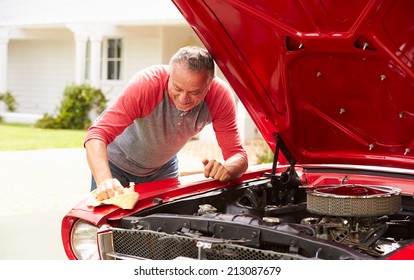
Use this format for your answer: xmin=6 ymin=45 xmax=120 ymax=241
xmin=85 ymin=65 xmax=248 ymax=176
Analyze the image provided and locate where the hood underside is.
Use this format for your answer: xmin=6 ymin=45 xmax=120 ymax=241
xmin=172 ymin=0 xmax=414 ymax=169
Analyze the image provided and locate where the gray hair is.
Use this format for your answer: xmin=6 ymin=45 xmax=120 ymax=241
xmin=169 ymin=46 xmax=215 ymax=78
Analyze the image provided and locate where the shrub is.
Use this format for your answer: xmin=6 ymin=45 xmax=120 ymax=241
xmin=35 ymin=84 xmax=107 ymax=129
xmin=0 ymin=91 xmax=18 ymax=112
xmin=255 ymin=141 xmax=274 ymax=164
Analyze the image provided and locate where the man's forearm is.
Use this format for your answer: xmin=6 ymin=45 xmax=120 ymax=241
xmin=85 ymin=139 xmax=112 ymax=185
xmin=224 ymin=154 xmax=248 ymax=180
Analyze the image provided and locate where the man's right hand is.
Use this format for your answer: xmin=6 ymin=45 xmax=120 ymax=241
xmin=95 ymin=178 xmax=125 ymax=200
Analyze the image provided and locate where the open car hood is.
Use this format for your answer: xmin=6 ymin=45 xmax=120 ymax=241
xmin=172 ymin=0 xmax=414 ymax=170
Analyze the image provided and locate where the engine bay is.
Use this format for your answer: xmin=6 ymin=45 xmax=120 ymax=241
xmin=109 ymin=169 xmax=414 ymax=260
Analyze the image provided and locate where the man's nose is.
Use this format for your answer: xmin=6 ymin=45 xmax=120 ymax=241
xmin=178 ymin=92 xmax=191 ymax=102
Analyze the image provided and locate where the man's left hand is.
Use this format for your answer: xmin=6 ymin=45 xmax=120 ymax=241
xmin=202 ymin=159 xmax=231 ymax=182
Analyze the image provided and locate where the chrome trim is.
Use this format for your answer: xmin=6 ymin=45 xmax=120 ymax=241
xmin=97 ymin=230 xmax=115 ymax=260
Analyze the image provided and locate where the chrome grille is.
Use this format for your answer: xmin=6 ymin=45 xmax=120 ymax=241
xmin=113 ymin=229 xmax=198 ymax=259
xmin=106 ymin=228 xmax=303 ymax=260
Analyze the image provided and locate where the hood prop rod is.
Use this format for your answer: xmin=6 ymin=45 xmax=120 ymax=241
xmin=271 ymin=133 xmax=296 ymax=175
xmin=267 ymin=133 xmax=301 ymax=206
xmin=270 ymin=133 xmax=281 ymax=175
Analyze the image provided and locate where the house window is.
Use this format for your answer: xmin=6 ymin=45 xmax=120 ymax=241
xmin=106 ymin=39 xmax=123 ymax=80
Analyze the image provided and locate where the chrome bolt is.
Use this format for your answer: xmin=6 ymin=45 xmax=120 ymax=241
xmin=363 ymin=43 xmax=369 ymax=50
xmin=399 ymin=112 xmax=404 ymax=118
xmin=405 ymin=148 xmax=410 ymax=155
xmin=380 ymin=74 xmax=386 ymax=81
xmin=369 ymin=144 xmax=374 ymax=150
xmin=340 ymin=108 xmax=346 ymax=115
xmin=316 ymin=71 xmax=322 ymax=77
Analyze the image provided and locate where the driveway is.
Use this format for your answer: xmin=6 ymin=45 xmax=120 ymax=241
xmin=0 ymin=148 xmax=90 ymax=259
xmin=0 ymin=139 xmax=264 ymax=259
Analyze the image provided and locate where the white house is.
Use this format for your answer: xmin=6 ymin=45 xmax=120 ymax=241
xmin=0 ymin=0 xmax=256 ymax=141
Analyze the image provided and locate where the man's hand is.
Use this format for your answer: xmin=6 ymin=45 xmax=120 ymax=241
xmin=202 ymin=159 xmax=231 ymax=182
xmin=202 ymin=155 xmax=248 ymax=182
xmin=95 ymin=178 xmax=125 ymax=200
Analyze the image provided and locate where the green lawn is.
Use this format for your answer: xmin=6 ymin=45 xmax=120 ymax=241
xmin=0 ymin=123 xmax=87 ymax=150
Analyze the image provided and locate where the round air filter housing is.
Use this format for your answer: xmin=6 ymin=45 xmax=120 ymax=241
xmin=306 ymin=184 xmax=401 ymax=217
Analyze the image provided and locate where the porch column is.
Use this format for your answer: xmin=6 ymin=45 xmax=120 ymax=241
xmin=74 ymin=34 xmax=88 ymax=85
xmin=0 ymin=27 xmax=10 ymax=93
xmin=67 ymin=24 xmax=89 ymax=85
xmin=89 ymin=35 xmax=102 ymax=88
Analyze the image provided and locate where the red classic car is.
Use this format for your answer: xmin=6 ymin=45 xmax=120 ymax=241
xmin=61 ymin=0 xmax=414 ymax=260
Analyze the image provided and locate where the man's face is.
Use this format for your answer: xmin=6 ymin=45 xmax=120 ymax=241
xmin=168 ymin=62 xmax=211 ymax=111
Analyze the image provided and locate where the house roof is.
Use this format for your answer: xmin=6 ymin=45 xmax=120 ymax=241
xmin=0 ymin=0 xmax=185 ymax=27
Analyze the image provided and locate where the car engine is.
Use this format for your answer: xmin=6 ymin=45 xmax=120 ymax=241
xmin=97 ymin=168 xmax=414 ymax=260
